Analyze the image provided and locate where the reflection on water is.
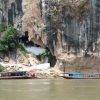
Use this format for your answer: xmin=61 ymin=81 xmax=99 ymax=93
xmin=0 ymin=79 xmax=100 ymax=100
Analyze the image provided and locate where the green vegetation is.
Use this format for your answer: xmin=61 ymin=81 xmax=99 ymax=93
xmin=0 ymin=65 xmax=4 ymax=72
xmin=0 ymin=23 xmax=6 ymax=32
xmin=18 ymin=43 xmax=27 ymax=55
xmin=0 ymin=26 xmax=18 ymax=53
xmin=0 ymin=3 xmax=3 ymax=11
xmin=37 ymin=48 xmax=56 ymax=67
xmin=37 ymin=49 xmax=50 ymax=60
xmin=0 ymin=26 xmax=26 ymax=54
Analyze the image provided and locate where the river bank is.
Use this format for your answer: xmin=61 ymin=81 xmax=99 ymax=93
xmin=0 ymin=46 xmax=100 ymax=79
xmin=0 ymin=59 xmax=62 ymax=79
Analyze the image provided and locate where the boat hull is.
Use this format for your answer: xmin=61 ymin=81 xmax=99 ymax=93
xmin=0 ymin=76 xmax=36 ymax=80
xmin=62 ymin=73 xmax=100 ymax=79
xmin=63 ymin=76 xmax=100 ymax=79
xmin=0 ymin=71 xmax=36 ymax=80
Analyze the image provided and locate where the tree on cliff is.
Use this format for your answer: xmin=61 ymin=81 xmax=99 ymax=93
xmin=0 ymin=26 xmax=26 ymax=56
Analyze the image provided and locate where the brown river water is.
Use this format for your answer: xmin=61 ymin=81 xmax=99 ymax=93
xmin=0 ymin=79 xmax=100 ymax=100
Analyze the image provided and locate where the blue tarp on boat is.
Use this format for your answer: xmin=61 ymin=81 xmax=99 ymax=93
xmin=64 ymin=72 xmax=84 ymax=79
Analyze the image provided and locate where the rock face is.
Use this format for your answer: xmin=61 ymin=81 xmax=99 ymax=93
xmin=0 ymin=0 xmax=45 ymax=45
xmin=42 ymin=0 xmax=100 ymax=63
xmin=41 ymin=0 xmax=100 ymax=68
xmin=0 ymin=0 xmax=23 ymax=31
xmin=22 ymin=0 xmax=45 ymax=46
xmin=0 ymin=0 xmax=100 ymax=68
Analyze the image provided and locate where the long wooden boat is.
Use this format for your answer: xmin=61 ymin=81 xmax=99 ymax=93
xmin=62 ymin=72 xmax=100 ymax=79
xmin=0 ymin=71 xmax=36 ymax=80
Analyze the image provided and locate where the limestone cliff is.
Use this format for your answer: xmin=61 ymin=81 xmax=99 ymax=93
xmin=38 ymin=0 xmax=100 ymax=68
xmin=0 ymin=0 xmax=100 ymax=68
